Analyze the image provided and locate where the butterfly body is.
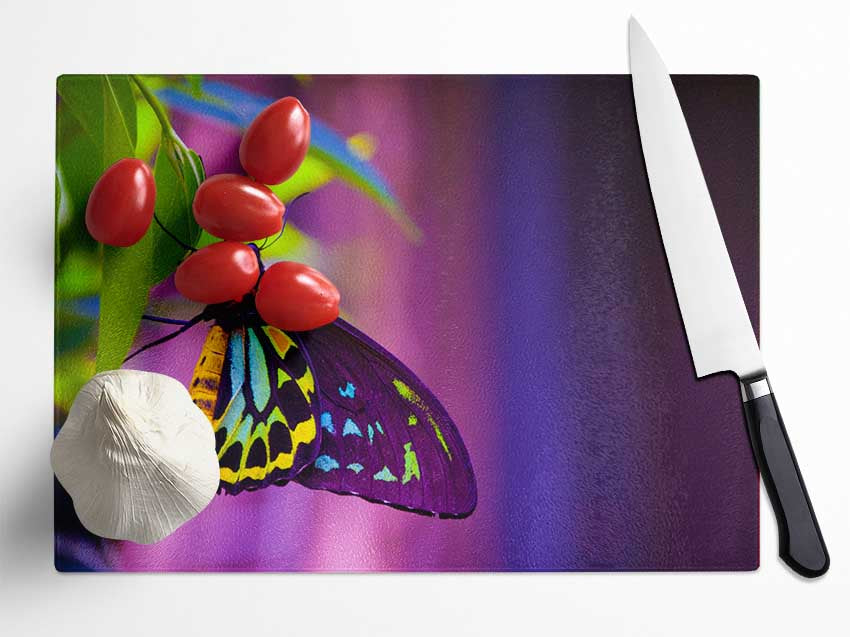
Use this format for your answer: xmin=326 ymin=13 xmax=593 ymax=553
xmin=188 ymin=297 xmax=476 ymax=517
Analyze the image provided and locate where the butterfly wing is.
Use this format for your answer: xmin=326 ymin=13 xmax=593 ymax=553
xmin=292 ymin=319 xmax=476 ymax=518
xmin=190 ymin=324 xmax=321 ymax=494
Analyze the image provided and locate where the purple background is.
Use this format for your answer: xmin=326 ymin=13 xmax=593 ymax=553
xmin=56 ymin=75 xmax=760 ymax=571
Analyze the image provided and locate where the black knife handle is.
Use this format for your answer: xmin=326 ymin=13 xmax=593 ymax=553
xmin=741 ymin=377 xmax=829 ymax=578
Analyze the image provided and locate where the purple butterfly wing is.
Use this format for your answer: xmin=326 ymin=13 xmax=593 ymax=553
xmin=292 ymin=319 xmax=477 ymax=518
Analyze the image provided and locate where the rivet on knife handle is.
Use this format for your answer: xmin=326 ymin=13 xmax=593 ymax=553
xmin=741 ymin=377 xmax=830 ymax=577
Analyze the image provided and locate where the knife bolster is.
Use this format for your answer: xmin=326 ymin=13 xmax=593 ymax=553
xmin=740 ymin=376 xmax=771 ymax=402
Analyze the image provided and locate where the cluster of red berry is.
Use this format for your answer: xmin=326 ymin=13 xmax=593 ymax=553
xmin=85 ymin=97 xmax=340 ymax=332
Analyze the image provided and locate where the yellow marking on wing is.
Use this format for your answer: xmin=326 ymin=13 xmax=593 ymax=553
xmin=218 ymin=414 xmax=273 ymax=484
xmin=214 ymin=392 xmax=254 ymax=485
xmin=295 ymin=366 xmax=315 ymax=399
xmin=402 ymin=442 xmax=421 ymax=484
xmin=267 ymin=407 xmax=317 ymax=472
xmin=264 ymin=326 xmax=315 ymax=396
xmin=264 ymin=326 xmax=295 ymax=357
xmin=277 ymin=368 xmax=292 ymax=388
xmin=237 ymin=420 xmax=271 ymax=482
xmin=189 ymin=326 xmax=229 ymax=422
xmin=211 ymin=328 xmax=319 ymax=484
xmin=219 ymin=410 xmax=316 ymax=483
xmin=393 ymin=378 xmax=452 ymax=460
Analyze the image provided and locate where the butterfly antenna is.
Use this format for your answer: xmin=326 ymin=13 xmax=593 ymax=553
xmin=261 ymin=191 xmax=311 ymax=252
xmin=124 ymin=313 xmax=205 ymax=363
xmin=141 ymin=314 xmax=193 ymax=326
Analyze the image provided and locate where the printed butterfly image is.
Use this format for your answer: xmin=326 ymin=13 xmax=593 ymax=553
xmin=128 ymin=249 xmax=477 ymax=519
xmin=53 ymin=76 xmax=481 ymax=569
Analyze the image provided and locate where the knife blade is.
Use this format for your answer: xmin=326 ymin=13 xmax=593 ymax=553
xmin=629 ymin=17 xmax=829 ymax=577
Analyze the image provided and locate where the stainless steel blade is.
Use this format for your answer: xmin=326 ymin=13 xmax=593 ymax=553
xmin=629 ymin=18 xmax=764 ymax=379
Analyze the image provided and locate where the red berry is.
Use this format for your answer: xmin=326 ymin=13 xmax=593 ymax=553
xmin=85 ymin=158 xmax=156 ymax=247
xmin=255 ymin=262 xmax=340 ymax=331
xmin=175 ymin=242 xmax=259 ymax=304
xmin=239 ymin=97 xmax=311 ymax=185
xmin=193 ymin=174 xmax=284 ymax=241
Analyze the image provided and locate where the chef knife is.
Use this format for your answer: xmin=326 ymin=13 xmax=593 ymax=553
xmin=629 ymin=17 xmax=829 ymax=577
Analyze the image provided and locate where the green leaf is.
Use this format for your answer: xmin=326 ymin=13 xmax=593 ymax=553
xmin=57 ymin=75 xmax=137 ymax=171
xmin=97 ymin=241 xmax=154 ymax=371
xmin=269 ymin=154 xmax=336 ymax=203
xmin=135 ymin=97 xmax=162 ymax=159
xmin=55 ymin=347 xmax=96 ymax=413
xmin=62 ymin=76 xmax=137 ymax=372
xmin=55 ymin=75 xmax=140 ymax=271
xmin=96 ymin=132 xmax=205 ymax=372
xmin=185 ymin=75 xmax=204 ymax=98
xmin=267 ymin=141 xmax=423 ymax=245
xmin=57 ymin=75 xmax=104 ymax=150
xmin=149 ymin=79 xmax=421 ymax=241
xmin=255 ymin=222 xmax=320 ymax=263
xmin=56 ymin=308 xmax=96 ymax=355
xmin=150 ymin=137 xmax=205 ymax=283
xmin=101 ymin=75 xmax=137 ymax=166
xmin=55 ymin=101 xmax=101 ymax=265
xmin=312 ymin=146 xmax=422 ymax=243
xmin=55 ymin=74 xmax=207 ymax=374
xmin=55 ymin=75 xmax=146 ymax=372
xmin=56 ymin=248 xmax=102 ymax=298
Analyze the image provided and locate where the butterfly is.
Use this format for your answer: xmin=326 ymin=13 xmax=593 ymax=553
xmin=163 ymin=294 xmax=477 ymax=519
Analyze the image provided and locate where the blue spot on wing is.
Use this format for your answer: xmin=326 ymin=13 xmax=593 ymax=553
xmin=346 ymin=463 xmax=364 ymax=474
xmin=247 ymin=329 xmax=271 ymax=411
xmin=373 ymin=466 xmax=398 ymax=482
xmin=236 ymin=414 xmax=253 ymax=446
xmin=367 ymin=423 xmax=374 ymax=445
xmin=339 ymin=382 xmax=356 ymax=398
xmin=219 ymin=392 xmax=246 ymax=437
xmin=228 ymin=331 xmax=245 ymax=387
xmin=314 ymin=455 xmax=339 ymax=472
xmin=374 ymin=421 xmax=384 ymax=435
xmin=320 ymin=412 xmax=335 ymax=434
xmin=342 ymin=418 xmax=362 ymax=437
